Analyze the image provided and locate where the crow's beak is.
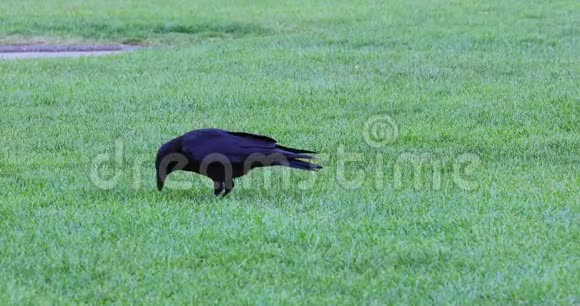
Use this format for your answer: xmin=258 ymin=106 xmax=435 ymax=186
xmin=157 ymin=176 xmax=164 ymax=191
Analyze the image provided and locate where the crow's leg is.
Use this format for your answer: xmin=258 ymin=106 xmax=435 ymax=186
xmin=213 ymin=181 xmax=224 ymax=196
xmin=222 ymin=180 xmax=235 ymax=197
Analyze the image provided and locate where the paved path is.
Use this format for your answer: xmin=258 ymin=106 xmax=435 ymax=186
xmin=0 ymin=44 xmax=139 ymax=59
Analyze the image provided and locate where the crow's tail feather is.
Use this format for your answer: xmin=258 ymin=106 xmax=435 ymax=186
xmin=276 ymin=145 xmax=317 ymax=154
xmin=274 ymin=158 xmax=322 ymax=171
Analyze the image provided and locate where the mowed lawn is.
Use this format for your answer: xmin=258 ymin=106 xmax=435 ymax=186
xmin=0 ymin=0 xmax=578 ymax=304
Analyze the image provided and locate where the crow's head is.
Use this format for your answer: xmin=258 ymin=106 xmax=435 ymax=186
xmin=155 ymin=141 xmax=186 ymax=191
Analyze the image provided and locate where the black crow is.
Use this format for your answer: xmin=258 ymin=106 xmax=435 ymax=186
xmin=155 ymin=128 xmax=321 ymax=196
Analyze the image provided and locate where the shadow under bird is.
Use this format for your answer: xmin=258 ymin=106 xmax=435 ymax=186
xmin=155 ymin=128 xmax=322 ymax=196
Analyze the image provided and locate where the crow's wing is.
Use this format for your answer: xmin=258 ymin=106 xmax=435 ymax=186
xmin=227 ymin=131 xmax=277 ymax=146
xmin=180 ymin=129 xmax=279 ymax=163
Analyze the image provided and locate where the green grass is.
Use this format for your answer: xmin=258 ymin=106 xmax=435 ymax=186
xmin=0 ymin=0 xmax=578 ymax=304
